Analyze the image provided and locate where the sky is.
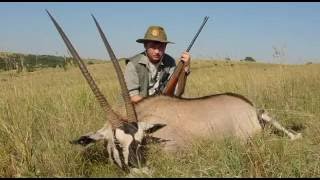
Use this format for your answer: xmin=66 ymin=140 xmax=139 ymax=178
xmin=1 ymin=2 xmax=320 ymax=64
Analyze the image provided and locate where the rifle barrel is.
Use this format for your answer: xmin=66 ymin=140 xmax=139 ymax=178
xmin=162 ymin=16 xmax=209 ymax=96
xmin=186 ymin=16 xmax=209 ymax=52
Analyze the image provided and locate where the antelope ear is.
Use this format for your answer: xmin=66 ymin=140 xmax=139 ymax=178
xmin=70 ymin=125 xmax=113 ymax=146
xmin=138 ymin=122 xmax=167 ymax=134
xmin=70 ymin=132 xmax=96 ymax=146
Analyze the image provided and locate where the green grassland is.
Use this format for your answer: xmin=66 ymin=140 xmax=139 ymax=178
xmin=0 ymin=59 xmax=319 ymax=177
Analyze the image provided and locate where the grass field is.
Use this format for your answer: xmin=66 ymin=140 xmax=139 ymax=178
xmin=0 ymin=60 xmax=319 ymax=177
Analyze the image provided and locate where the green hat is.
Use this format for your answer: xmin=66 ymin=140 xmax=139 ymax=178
xmin=136 ymin=26 xmax=174 ymax=44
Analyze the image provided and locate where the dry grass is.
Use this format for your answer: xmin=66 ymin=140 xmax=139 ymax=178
xmin=0 ymin=60 xmax=319 ymax=177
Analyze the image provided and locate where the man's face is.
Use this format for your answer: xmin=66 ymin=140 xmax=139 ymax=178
xmin=144 ymin=41 xmax=167 ymax=63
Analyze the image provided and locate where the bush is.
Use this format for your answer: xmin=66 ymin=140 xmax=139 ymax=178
xmin=87 ymin=61 xmax=94 ymax=65
xmin=242 ymin=57 xmax=256 ymax=62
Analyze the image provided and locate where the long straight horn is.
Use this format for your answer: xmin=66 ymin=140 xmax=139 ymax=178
xmin=91 ymin=14 xmax=137 ymax=123
xmin=46 ymin=10 xmax=122 ymax=129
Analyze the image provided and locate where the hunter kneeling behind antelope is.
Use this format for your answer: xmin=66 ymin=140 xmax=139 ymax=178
xmin=47 ymin=11 xmax=302 ymax=173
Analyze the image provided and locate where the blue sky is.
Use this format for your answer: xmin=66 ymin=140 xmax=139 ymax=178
xmin=1 ymin=2 xmax=320 ymax=64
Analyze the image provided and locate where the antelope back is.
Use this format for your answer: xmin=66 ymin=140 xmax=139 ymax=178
xmin=134 ymin=93 xmax=262 ymax=151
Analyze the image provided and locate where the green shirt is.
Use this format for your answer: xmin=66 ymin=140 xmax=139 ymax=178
xmin=124 ymin=52 xmax=176 ymax=97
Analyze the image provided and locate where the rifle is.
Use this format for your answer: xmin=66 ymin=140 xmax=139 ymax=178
xmin=162 ymin=16 xmax=209 ymax=96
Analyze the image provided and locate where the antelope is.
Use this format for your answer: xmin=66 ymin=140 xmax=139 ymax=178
xmin=47 ymin=11 xmax=302 ymax=173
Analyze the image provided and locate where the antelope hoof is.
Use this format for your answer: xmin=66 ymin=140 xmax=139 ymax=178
xmin=127 ymin=167 xmax=153 ymax=177
xmin=290 ymin=133 xmax=302 ymax=141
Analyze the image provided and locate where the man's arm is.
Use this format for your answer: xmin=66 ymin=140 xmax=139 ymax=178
xmin=124 ymin=61 xmax=142 ymax=103
xmin=130 ymin=95 xmax=143 ymax=103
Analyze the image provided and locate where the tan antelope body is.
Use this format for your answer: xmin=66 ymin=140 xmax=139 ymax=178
xmin=47 ymin=11 xmax=302 ymax=172
xmin=134 ymin=93 xmax=262 ymax=152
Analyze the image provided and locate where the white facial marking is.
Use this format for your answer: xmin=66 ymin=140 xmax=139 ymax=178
xmin=91 ymin=124 xmax=113 ymax=140
xmin=134 ymin=122 xmax=149 ymax=141
xmin=112 ymin=144 xmax=122 ymax=168
xmin=115 ymin=128 xmax=133 ymax=165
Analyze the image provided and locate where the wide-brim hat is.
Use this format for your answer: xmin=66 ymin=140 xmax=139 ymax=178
xmin=136 ymin=26 xmax=174 ymax=44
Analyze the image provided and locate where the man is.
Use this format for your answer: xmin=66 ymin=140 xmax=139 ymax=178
xmin=124 ymin=25 xmax=191 ymax=103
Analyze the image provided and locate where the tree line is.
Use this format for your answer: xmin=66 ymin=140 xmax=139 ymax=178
xmin=0 ymin=52 xmax=75 ymax=72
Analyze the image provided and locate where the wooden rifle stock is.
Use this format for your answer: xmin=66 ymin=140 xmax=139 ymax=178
xmin=162 ymin=16 xmax=209 ymax=96
xmin=162 ymin=61 xmax=185 ymax=96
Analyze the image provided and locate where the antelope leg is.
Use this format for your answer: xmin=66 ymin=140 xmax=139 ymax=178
xmin=261 ymin=112 xmax=302 ymax=140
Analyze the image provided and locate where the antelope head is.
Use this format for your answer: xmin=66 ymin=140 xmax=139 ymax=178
xmin=46 ymin=10 xmax=166 ymax=171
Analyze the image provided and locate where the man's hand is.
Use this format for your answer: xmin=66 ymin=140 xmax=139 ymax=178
xmin=130 ymin=95 xmax=143 ymax=104
xmin=180 ymin=51 xmax=191 ymax=73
